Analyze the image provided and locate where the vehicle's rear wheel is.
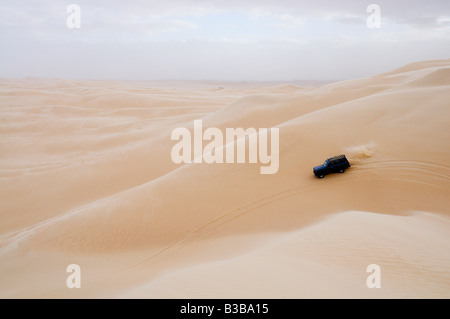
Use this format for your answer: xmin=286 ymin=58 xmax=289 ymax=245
xmin=318 ymin=174 xmax=324 ymax=178
xmin=339 ymin=169 xmax=345 ymax=173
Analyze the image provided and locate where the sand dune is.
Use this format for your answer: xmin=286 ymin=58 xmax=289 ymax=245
xmin=0 ymin=59 xmax=449 ymax=298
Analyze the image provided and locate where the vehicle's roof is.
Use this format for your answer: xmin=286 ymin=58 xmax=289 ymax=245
xmin=328 ymin=154 xmax=346 ymax=161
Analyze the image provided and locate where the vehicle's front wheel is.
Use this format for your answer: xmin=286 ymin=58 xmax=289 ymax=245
xmin=339 ymin=169 xmax=345 ymax=173
xmin=318 ymin=174 xmax=324 ymax=178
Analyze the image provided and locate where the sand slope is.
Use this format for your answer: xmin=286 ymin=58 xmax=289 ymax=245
xmin=0 ymin=60 xmax=449 ymax=298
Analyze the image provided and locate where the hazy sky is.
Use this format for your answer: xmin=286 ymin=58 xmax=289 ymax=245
xmin=0 ymin=0 xmax=449 ymax=81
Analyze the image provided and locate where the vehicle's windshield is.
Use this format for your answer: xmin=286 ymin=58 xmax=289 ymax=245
xmin=324 ymin=160 xmax=329 ymax=166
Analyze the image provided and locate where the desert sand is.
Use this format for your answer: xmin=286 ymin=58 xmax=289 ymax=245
xmin=0 ymin=59 xmax=449 ymax=298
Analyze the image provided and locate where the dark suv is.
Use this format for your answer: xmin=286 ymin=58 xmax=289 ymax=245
xmin=313 ymin=154 xmax=351 ymax=178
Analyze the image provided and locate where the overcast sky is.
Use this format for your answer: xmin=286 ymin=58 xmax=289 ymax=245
xmin=0 ymin=0 xmax=449 ymax=81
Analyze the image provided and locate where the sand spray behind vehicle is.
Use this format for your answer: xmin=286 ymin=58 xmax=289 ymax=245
xmin=344 ymin=142 xmax=376 ymax=164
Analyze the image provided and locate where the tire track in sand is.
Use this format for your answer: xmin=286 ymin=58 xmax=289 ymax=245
xmin=114 ymin=183 xmax=322 ymax=273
